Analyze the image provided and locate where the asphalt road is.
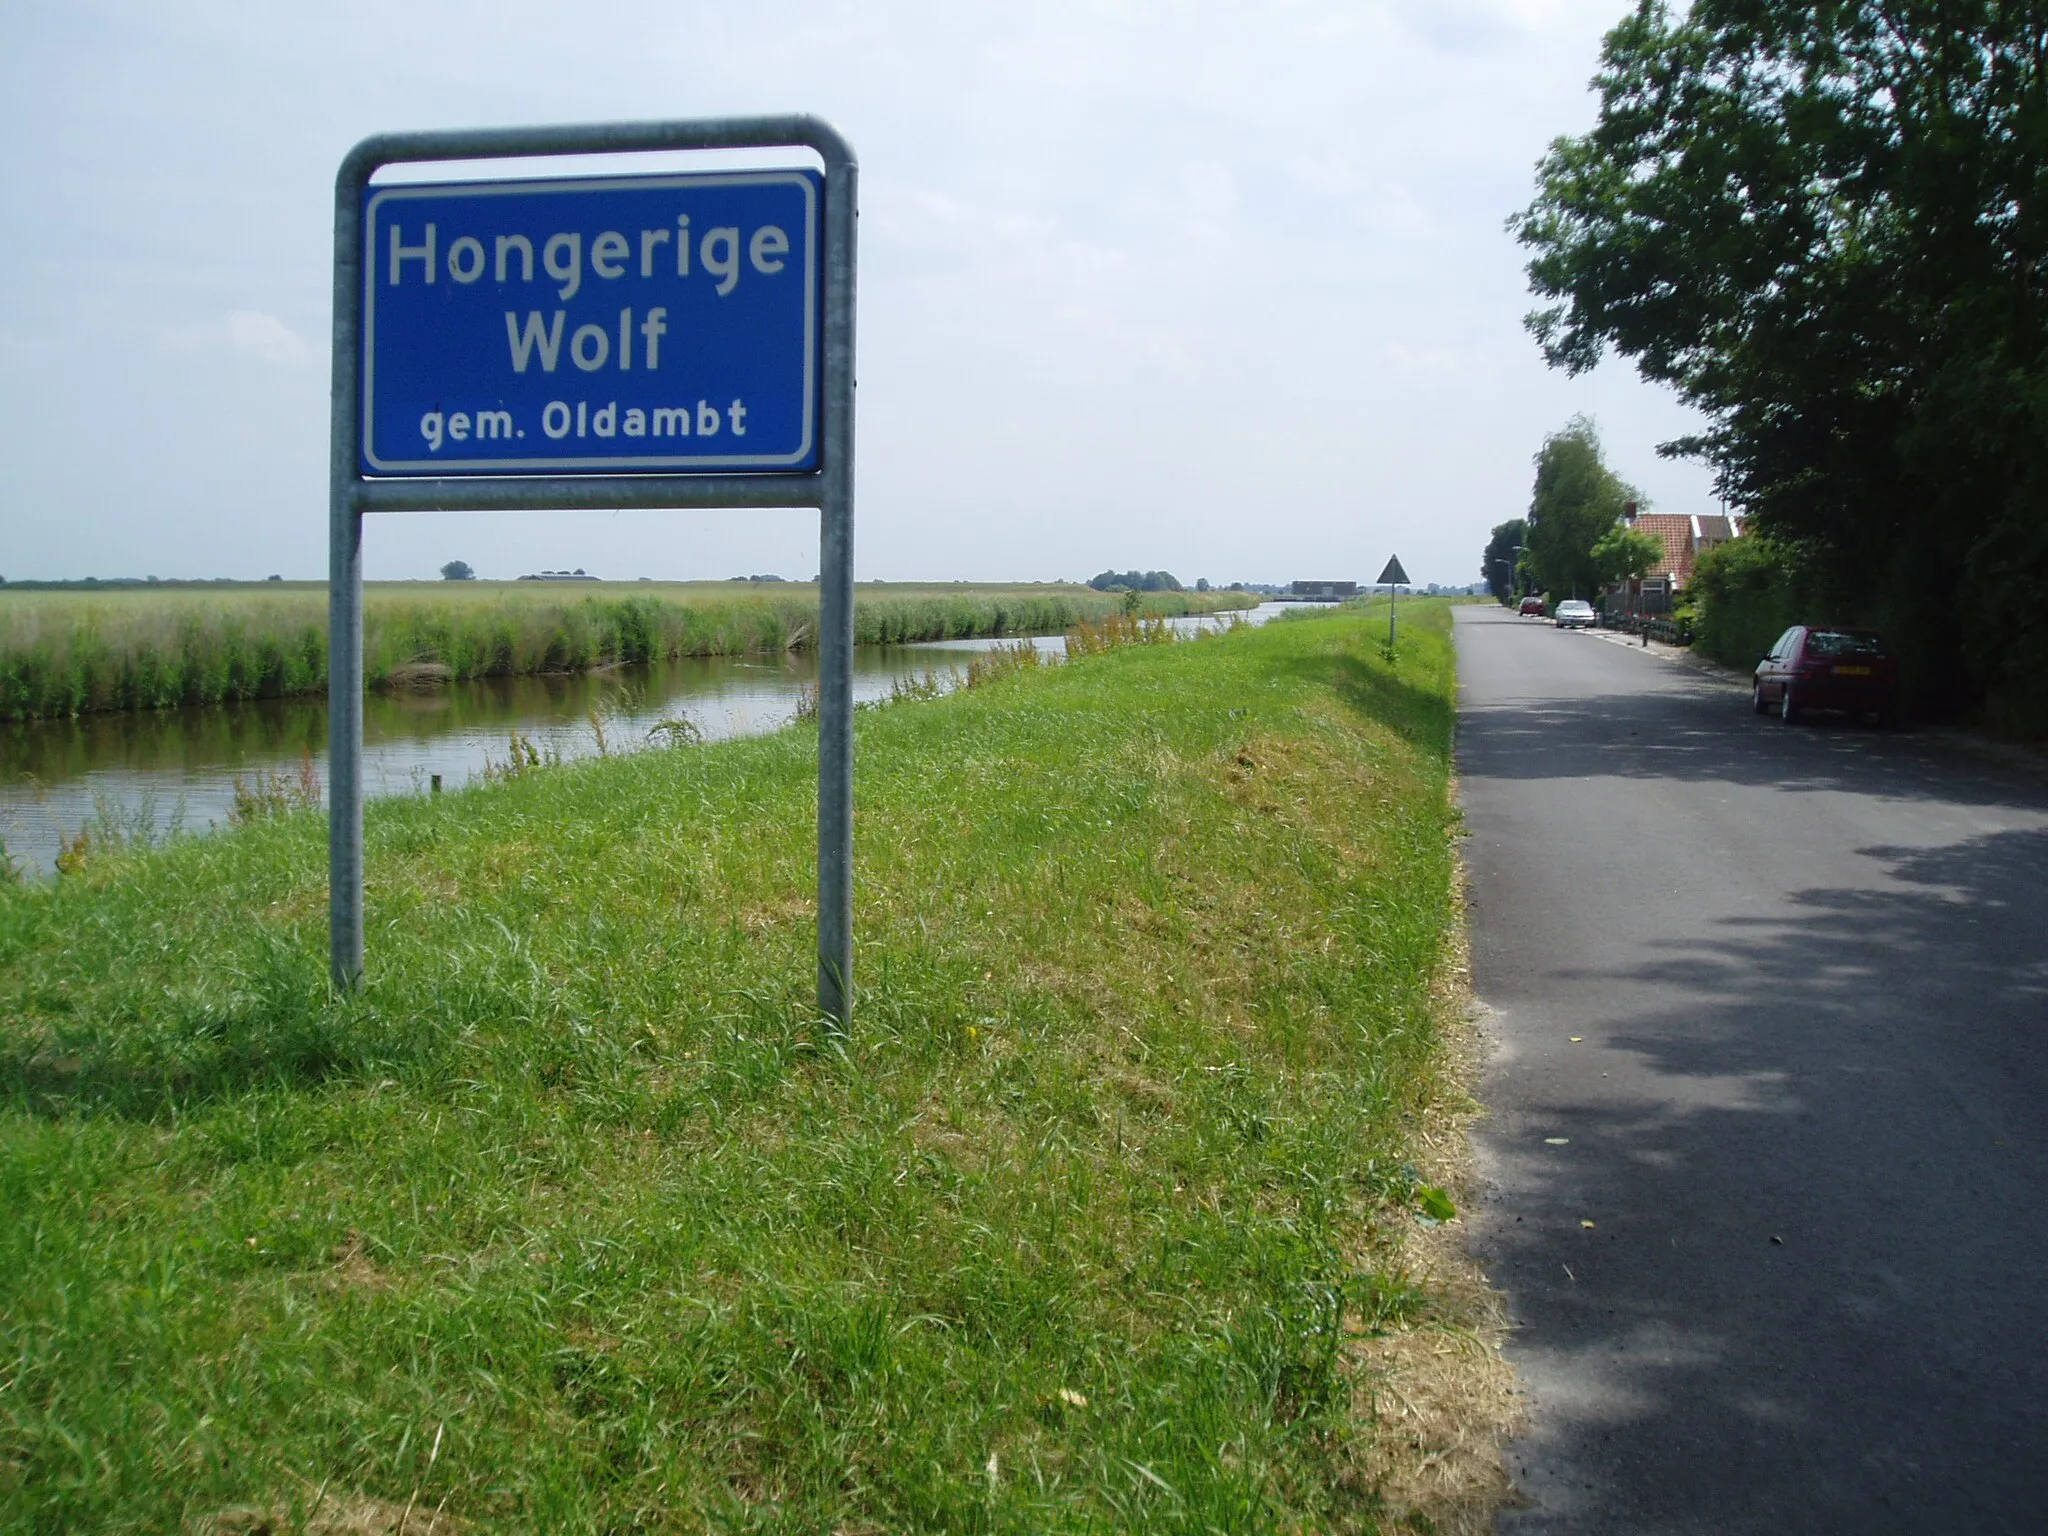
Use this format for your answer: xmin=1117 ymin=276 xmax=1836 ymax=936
xmin=1454 ymin=605 xmax=2048 ymax=1533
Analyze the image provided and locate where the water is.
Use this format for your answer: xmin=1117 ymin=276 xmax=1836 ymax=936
xmin=1 ymin=604 xmax=1306 ymax=876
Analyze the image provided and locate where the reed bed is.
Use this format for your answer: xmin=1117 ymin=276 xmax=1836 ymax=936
xmin=0 ymin=583 xmax=1252 ymax=720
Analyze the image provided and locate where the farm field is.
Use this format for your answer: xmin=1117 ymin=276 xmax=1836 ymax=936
xmin=0 ymin=581 xmax=1255 ymax=720
xmin=0 ymin=601 xmax=1509 ymax=1532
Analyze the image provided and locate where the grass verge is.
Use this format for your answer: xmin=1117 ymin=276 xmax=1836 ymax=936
xmin=0 ymin=601 xmax=1510 ymax=1532
xmin=0 ymin=582 xmax=1255 ymax=720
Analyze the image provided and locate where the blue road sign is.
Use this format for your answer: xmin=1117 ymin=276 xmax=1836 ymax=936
xmin=361 ymin=171 xmax=819 ymax=475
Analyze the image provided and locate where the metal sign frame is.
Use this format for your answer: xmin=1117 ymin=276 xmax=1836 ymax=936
xmin=328 ymin=116 xmax=858 ymax=1021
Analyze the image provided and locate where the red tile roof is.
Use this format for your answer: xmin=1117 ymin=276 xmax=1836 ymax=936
xmin=1633 ymin=513 xmax=1697 ymax=582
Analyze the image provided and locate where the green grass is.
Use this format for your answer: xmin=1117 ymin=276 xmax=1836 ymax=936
xmin=0 ymin=602 xmax=1466 ymax=1533
xmin=0 ymin=582 xmax=1255 ymax=720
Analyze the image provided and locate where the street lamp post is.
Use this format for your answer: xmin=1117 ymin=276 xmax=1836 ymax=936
xmin=1494 ymin=542 xmax=1524 ymax=604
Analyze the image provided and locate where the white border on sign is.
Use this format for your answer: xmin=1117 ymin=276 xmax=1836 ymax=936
xmin=361 ymin=171 xmax=819 ymax=474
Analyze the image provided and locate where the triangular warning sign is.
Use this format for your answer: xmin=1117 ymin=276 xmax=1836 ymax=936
xmin=1376 ymin=555 xmax=1409 ymax=586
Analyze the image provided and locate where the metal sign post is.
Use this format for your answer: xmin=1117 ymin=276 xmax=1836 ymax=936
xmin=328 ymin=116 xmax=858 ymax=1021
xmin=1376 ymin=554 xmax=1408 ymax=651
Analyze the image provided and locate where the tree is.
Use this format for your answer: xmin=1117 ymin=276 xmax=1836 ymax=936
xmin=1088 ymin=569 xmax=1182 ymax=592
xmin=1482 ymin=518 xmax=1527 ymax=603
xmin=1592 ymin=522 xmax=1663 ymax=590
xmin=1525 ymin=418 xmax=1638 ymax=601
xmin=440 ymin=560 xmax=475 ymax=581
xmin=1512 ymin=1 xmax=2048 ymax=725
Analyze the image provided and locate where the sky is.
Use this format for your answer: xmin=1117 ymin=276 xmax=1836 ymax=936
xmin=0 ymin=0 xmax=1718 ymax=589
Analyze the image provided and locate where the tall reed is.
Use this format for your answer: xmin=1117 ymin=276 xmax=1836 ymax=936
xmin=0 ymin=585 xmax=1252 ymax=720
xmin=1063 ymin=612 xmax=1177 ymax=657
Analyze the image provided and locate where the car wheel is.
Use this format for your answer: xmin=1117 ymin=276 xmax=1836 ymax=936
xmin=1752 ymin=682 xmax=1769 ymax=715
xmin=1780 ymin=685 xmax=1802 ymax=724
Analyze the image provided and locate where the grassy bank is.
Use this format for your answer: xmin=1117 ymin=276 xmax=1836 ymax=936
xmin=0 ymin=602 xmax=1490 ymax=1532
xmin=0 ymin=582 xmax=1254 ymax=721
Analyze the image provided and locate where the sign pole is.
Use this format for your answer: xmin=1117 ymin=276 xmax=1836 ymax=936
xmin=328 ymin=163 xmax=368 ymax=990
xmin=816 ymin=150 xmax=858 ymax=1024
xmin=327 ymin=515 xmax=363 ymax=988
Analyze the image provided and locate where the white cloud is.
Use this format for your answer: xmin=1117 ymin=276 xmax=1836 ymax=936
xmin=161 ymin=310 xmax=315 ymax=367
xmin=224 ymin=311 xmax=314 ymax=365
xmin=1378 ymin=341 xmax=1467 ymax=377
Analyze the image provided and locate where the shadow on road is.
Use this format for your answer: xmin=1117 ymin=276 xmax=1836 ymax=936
xmin=1480 ymin=825 xmax=2048 ymax=1530
xmin=1460 ymin=678 xmax=2043 ymax=812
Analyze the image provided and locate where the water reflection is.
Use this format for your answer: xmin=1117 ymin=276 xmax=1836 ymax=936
xmin=1 ymin=604 xmax=1302 ymax=876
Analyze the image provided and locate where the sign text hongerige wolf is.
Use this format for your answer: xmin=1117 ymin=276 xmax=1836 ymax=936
xmin=361 ymin=171 xmax=819 ymax=475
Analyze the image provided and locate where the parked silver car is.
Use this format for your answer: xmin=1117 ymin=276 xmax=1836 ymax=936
xmin=1555 ymin=600 xmax=1597 ymax=630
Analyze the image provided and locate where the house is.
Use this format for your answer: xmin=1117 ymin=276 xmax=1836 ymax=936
xmin=1613 ymin=510 xmax=1741 ymax=614
xmin=1288 ymin=580 xmax=1358 ymax=599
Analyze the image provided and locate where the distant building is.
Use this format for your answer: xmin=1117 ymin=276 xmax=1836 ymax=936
xmin=1289 ymin=580 xmax=1359 ymax=599
xmin=1614 ymin=511 xmax=1741 ymax=614
xmin=517 ymin=568 xmax=599 ymax=581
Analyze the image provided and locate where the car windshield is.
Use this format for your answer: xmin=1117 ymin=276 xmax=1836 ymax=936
xmin=1559 ymin=601 xmax=1592 ymax=613
xmin=1805 ymin=630 xmax=1885 ymax=658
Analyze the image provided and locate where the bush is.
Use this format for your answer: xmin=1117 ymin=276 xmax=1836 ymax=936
xmin=1689 ymin=538 xmax=1802 ymax=669
xmin=1964 ymin=507 xmax=2048 ymax=739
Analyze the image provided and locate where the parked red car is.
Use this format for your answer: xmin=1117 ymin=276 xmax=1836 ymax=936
xmin=1518 ymin=596 xmax=1546 ymax=616
xmin=1752 ymin=626 xmax=1902 ymax=726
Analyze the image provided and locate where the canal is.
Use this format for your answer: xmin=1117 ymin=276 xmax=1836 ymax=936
xmin=2 ymin=605 xmax=1305 ymax=877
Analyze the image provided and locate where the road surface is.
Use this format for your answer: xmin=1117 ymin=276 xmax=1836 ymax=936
xmin=1454 ymin=605 xmax=2048 ymax=1532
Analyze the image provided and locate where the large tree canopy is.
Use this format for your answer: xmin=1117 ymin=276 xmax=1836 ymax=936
xmin=1513 ymin=1 xmax=2048 ymax=727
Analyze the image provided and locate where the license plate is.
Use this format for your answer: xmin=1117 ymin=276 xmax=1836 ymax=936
xmin=1834 ymin=665 xmax=1872 ymax=676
